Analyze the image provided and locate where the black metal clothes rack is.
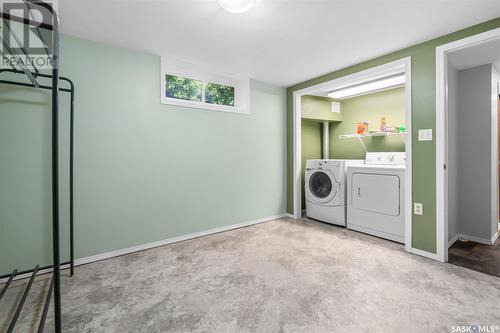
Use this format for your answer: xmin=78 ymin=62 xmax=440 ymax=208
xmin=0 ymin=1 xmax=75 ymax=332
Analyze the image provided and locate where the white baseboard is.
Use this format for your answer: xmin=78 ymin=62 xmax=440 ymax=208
xmin=285 ymin=213 xmax=295 ymax=219
xmin=491 ymin=232 xmax=499 ymax=245
xmin=411 ymin=248 xmax=440 ymax=261
xmin=455 ymin=233 xmax=494 ymax=246
xmin=76 ymin=213 xmax=287 ymax=266
xmin=444 ymin=233 xmax=498 ymax=256
xmin=448 ymin=234 xmax=460 ymax=248
xmin=1 ymin=213 xmax=287 ymax=283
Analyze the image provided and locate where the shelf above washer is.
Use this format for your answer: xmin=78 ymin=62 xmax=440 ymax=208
xmin=339 ymin=132 xmax=406 ymax=139
xmin=339 ymin=132 xmax=406 ymax=152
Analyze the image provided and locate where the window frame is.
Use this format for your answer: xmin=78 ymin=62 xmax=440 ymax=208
xmin=160 ymin=58 xmax=250 ymax=114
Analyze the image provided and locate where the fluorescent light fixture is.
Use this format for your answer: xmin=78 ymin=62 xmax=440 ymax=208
xmin=218 ymin=0 xmax=256 ymax=13
xmin=328 ymin=74 xmax=405 ymax=99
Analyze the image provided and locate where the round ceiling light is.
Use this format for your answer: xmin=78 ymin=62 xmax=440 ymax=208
xmin=218 ymin=0 xmax=256 ymax=13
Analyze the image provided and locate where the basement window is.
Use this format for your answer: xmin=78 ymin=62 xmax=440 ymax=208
xmin=161 ymin=58 xmax=250 ymax=114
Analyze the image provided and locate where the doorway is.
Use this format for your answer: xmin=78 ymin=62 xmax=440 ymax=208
xmin=292 ymin=57 xmax=413 ymax=253
xmin=436 ymin=28 xmax=500 ymax=272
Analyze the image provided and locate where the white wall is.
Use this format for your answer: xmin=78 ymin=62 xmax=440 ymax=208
xmin=491 ymin=65 xmax=500 ymax=239
xmin=448 ymin=64 xmax=497 ymax=244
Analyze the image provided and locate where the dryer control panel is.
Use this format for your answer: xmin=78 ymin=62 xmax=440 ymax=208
xmin=365 ymin=152 xmax=406 ymax=165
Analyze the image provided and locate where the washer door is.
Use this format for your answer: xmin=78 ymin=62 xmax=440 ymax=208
xmin=306 ymin=170 xmax=340 ymax=204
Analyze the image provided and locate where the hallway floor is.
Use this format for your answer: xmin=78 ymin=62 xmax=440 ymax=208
xmin=2 ymin=217 xmax=500 ymax=332
xmin=448 ymin=236 xmax=500 ymax=278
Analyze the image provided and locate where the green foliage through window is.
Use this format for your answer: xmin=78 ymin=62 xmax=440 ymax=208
xmin=205 ymin=83 xmax=235 ymax=106
xmin=166 ymin=74 xmax=202 ymax=102
xmin=165 ymin=74 xmax=236 ymax=108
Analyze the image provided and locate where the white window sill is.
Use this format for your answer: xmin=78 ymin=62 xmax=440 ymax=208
xmin=161 ymin=97 xmax=249 ymax=115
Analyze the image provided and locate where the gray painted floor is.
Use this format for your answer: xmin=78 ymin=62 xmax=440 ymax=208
xmin=1 ymin=217 xmax=500 ymax=332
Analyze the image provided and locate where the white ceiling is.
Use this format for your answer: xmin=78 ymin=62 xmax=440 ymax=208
xmin=448 ymin=37 xmax=500 ymax=70
xmin=59 ymin=0 xmax=500 ymax=87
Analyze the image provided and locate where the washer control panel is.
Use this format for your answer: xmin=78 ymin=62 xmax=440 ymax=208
xmin=305 ymin=160 xmax=344 ymax=178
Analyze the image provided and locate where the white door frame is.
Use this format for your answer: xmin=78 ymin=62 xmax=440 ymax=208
xmin=292 ymin=57 xmax=413 ymax=252
xmin=436 ymin=27 xmax=500 ymax=262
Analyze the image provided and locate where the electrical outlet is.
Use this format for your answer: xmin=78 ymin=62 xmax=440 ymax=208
xmin=414 ymin=203 xmax=423 ymax=215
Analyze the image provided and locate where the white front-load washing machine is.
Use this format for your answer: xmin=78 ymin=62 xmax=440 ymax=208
xmin=305 ymin=159 xmax=354 ymax=226
xmin=346 ymin=152 xmax=406 ymax=243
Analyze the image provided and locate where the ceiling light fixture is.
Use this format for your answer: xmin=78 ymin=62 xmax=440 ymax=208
xmin=328 ymin=74 xmax=406 ymax=99
xmin=218 ymin=0 xmax=256 ymax=14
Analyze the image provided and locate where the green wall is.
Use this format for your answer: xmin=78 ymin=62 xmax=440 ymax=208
xmin=300 ymin=95 xmax=342 ymax=209
xmin=0 ymin=78 xmax=72 ymax=271
xmin=330 ymin=87 xmax=405 ymax=159
xmin=0 ymin=35 xmax=288 ymax=274
xmin=301 ymin=120 xmax=322 ymax=208
xmin=301 ymin=95 xmax=343 ymax=122
xmin=288 ymin=17 xmax=500 ymax=254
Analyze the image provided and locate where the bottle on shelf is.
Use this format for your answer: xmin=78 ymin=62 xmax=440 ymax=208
xmin=380 ymin=116 xmax=387 ymax=132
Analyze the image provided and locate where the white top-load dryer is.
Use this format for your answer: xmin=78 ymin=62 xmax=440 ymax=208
xmin=305 ymin=159 xmax=363 ymax=226
xmin=346 ymin=152 xmax=406 ymax=243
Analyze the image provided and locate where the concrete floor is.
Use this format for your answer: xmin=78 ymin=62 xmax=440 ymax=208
xmin=1 ymin=217 xmax=500 ymax=332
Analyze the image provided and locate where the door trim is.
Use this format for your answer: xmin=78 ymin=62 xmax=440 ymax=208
xmin=436 ymin=27 xmax=500 ymax=262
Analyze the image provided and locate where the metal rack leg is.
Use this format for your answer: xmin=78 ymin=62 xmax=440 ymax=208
xmin=50 ymin=11 xmax=62 ymax=333
xmin=0 ymin=269 xmax=17 ymax=301
xmin=70 ymin=86 xmax=75 ymax=277
xmin=37 ymin=274 xmax=55 ymax=333
xmin=7 ymin=265 xmax=39 ymax=333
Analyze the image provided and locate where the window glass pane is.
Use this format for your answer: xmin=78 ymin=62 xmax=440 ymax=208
xmin=166 ymin=74 xmax=202 ymax=102
xmin=205 ymin=83 xmax=235 ymax=106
